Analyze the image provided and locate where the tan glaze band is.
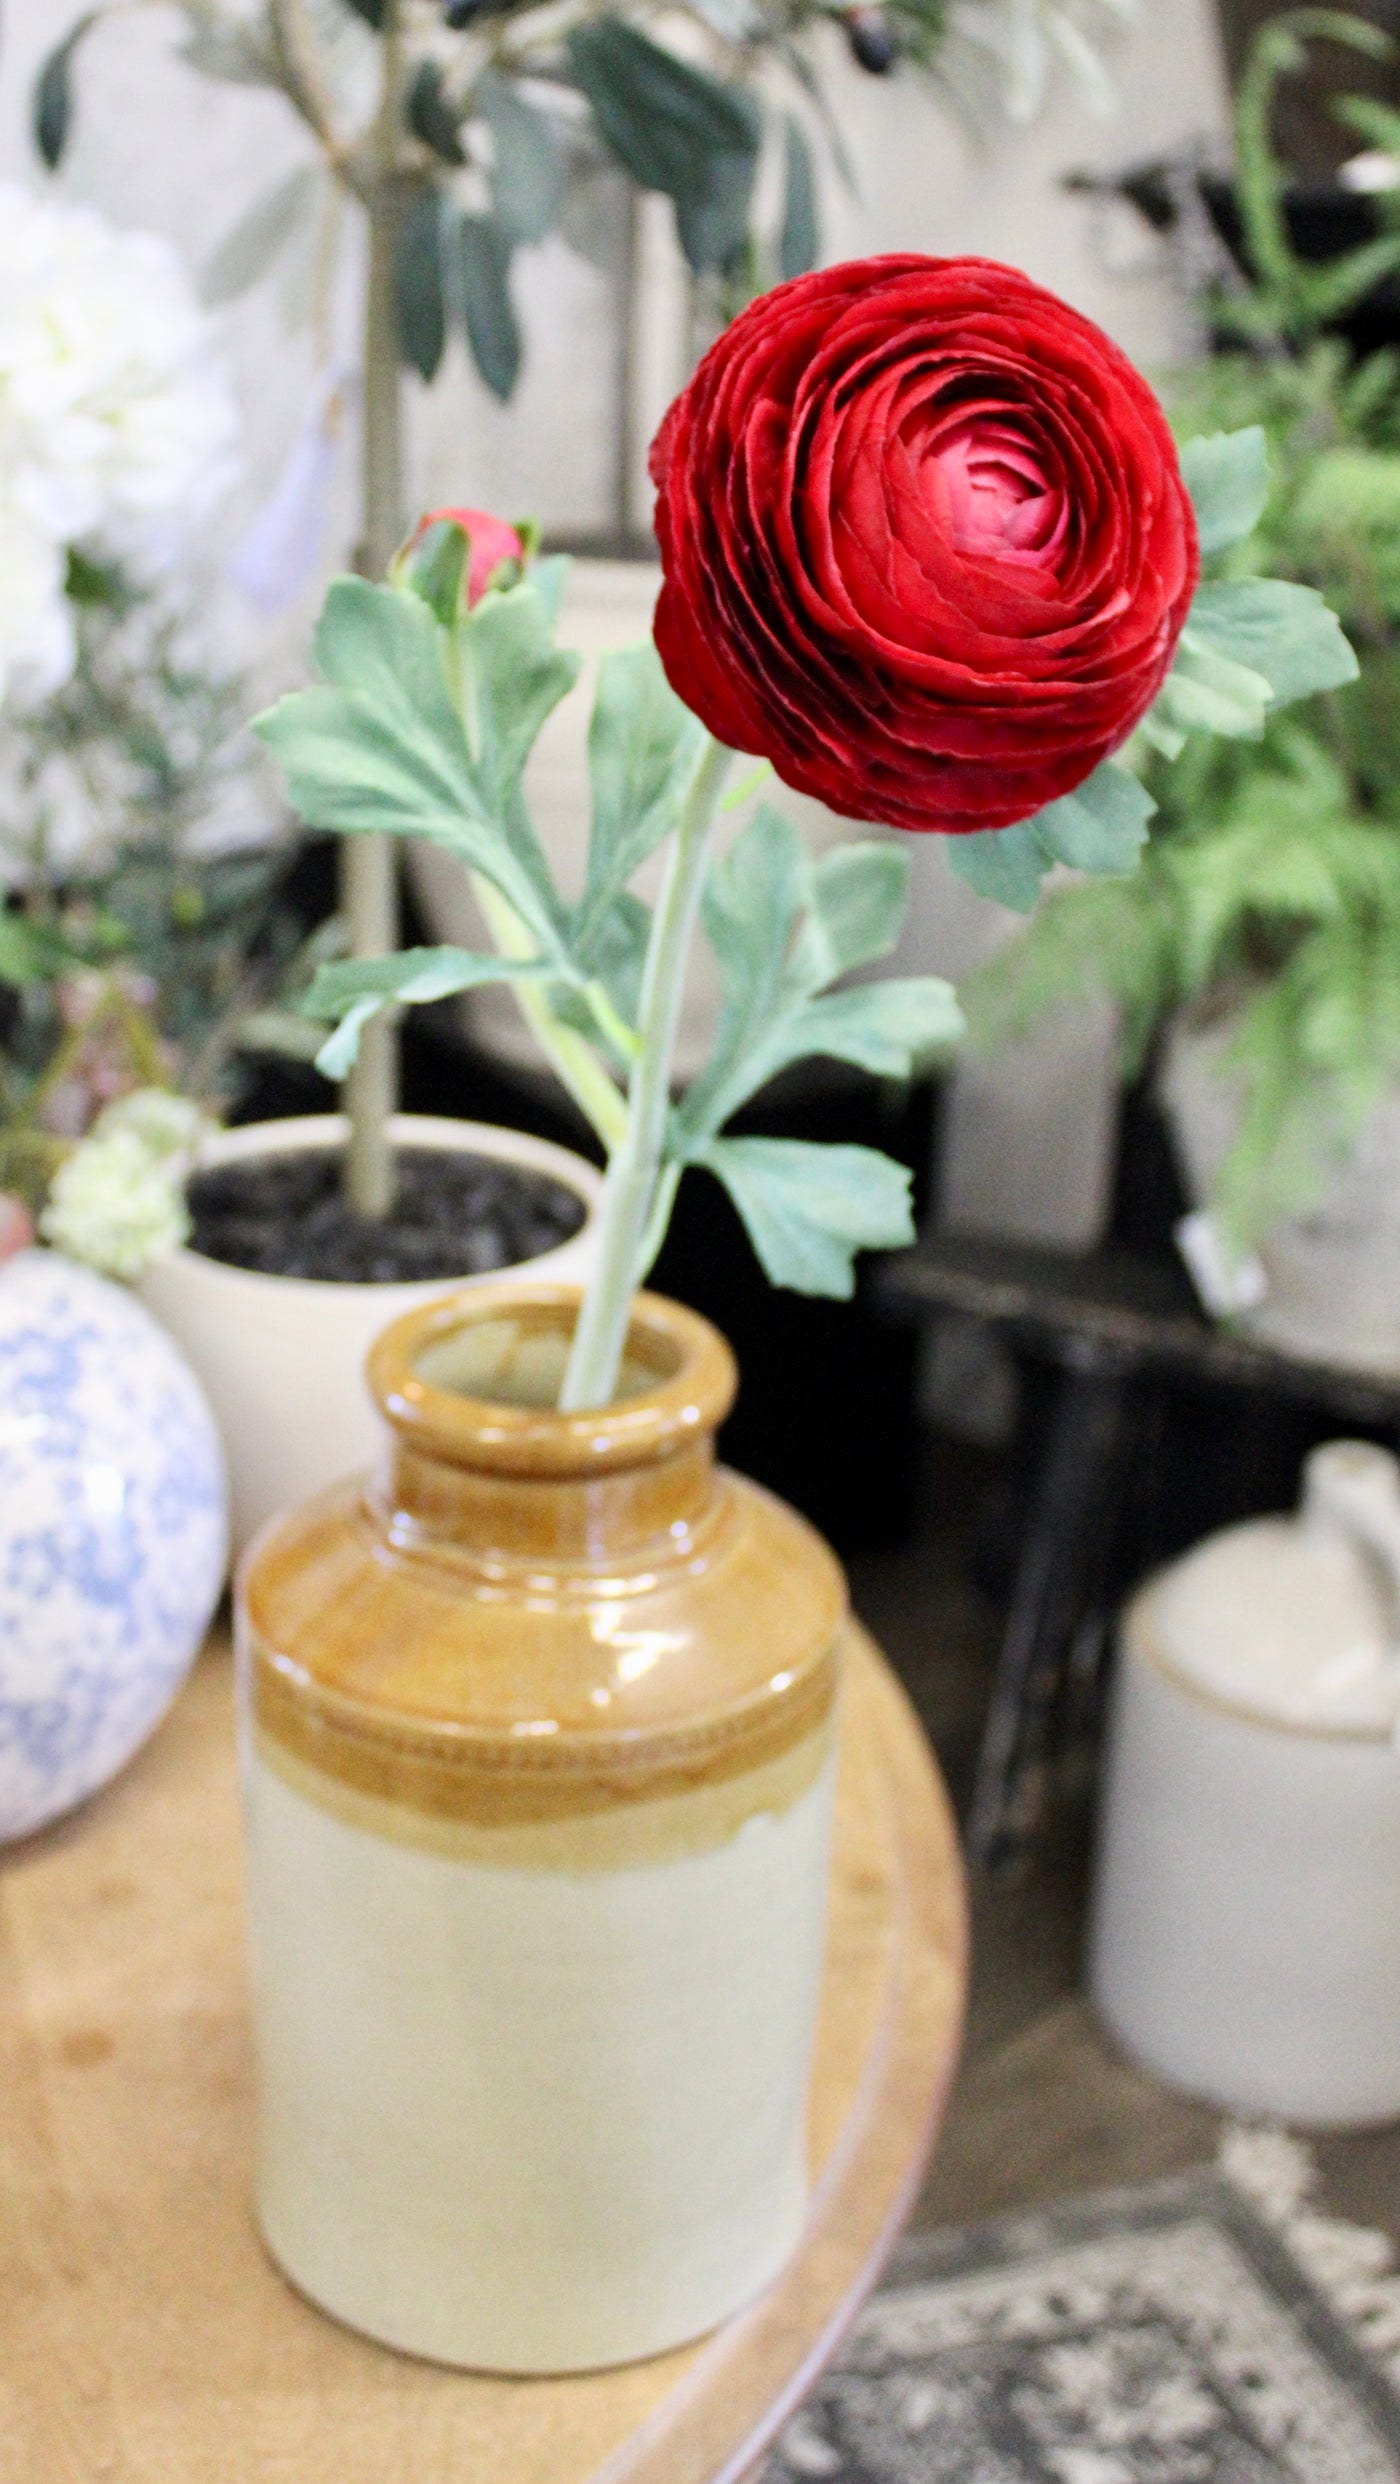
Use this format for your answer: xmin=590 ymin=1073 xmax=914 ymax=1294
xmin=250 ymin=1705 xmax=838 ymax=1873
xmin=247 ymin=1628 xmax=842 ymax=1830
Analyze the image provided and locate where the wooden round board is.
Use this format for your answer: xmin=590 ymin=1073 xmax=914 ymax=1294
xmin=0 ymin=1622 xmax=966 ymax=2484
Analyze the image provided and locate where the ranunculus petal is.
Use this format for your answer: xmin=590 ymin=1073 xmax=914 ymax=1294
xmin=649 ymin=254 xmax=1199 ymax=834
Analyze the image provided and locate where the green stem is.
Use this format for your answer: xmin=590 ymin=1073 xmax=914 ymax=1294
xmin=471 ymin=874 xmax=629 ymax=1152
xmin=560 ymin=736 xmax=731 ymax=1411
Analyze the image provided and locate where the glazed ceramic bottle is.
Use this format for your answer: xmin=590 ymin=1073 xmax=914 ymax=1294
xmin=236 ymin=1284 xmax=846 ymax=2373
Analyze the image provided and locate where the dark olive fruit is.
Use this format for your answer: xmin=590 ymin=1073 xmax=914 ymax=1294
xmin=845 ymin=6 xmax=898 ymax=72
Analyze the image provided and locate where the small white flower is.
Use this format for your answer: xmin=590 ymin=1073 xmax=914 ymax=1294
xmin=40 ymin=1087 xmax=213 ymax=1282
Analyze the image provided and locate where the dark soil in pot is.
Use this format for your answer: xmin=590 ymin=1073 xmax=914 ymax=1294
xmin=187 ymin=1145 xmax=584 ymax=1284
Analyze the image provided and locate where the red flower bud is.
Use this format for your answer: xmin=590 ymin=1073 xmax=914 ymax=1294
xmin=403 ymin=506 xmax=527 ymax=609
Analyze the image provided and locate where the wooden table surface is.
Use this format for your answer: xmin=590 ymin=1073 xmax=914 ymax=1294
xmin=0 ymin=1624 xmax=966 ymax=2484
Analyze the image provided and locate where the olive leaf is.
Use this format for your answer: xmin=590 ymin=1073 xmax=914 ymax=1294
xmin=477 ymin=72 xmax=564 ymax=247
xmin=200 ymin=165 xmax=321 ymax=308
xmin=780 ymin=113 xmax=820 ymax=280
xmin=565 ymin=18 xmax=761 ymax=274
xmin=32 ymin=15 xmax=100 ymax=170
xmin=397 ymin=186 xmax=447 ymax=380
xmin=457 ymin=213 xmax=521 ymax=401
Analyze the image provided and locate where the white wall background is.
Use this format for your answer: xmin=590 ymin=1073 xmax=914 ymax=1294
xmin=0 ymin=0 xmax=1233 ymax=1245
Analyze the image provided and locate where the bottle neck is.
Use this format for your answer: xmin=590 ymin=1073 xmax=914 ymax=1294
xmin=375 ymin=1433 xmax=722 ymax=1571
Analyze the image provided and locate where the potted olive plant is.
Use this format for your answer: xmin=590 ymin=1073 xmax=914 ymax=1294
xmin=235 ymin=250 xmax=1351 ymax=2376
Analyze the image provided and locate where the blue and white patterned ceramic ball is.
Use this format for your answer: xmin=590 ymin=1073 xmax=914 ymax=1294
xmin=0 ymin=1250 xmax=227 ymax=1842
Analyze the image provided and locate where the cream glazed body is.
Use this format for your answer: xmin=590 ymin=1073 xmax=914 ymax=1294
xmin=140 ymin=1114 xmax=601 ymax=1558
xmin=236 ymin=1287 xmax=845 ymax=2373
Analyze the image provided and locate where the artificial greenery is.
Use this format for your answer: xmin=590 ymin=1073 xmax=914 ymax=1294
xmin=0 ymin=565 xmax=300 ymax=1212
xmin=967 ymin=7 xmax=1400 ymax=1248
xmin=249 ymin=389 xmax=1346 ymax=1403
xmin=256 ymin=524 xmax=964 ymax=1364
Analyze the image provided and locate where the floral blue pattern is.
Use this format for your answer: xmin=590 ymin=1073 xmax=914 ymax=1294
xmin=0 ymin=1250 xmax=227 ymax=1841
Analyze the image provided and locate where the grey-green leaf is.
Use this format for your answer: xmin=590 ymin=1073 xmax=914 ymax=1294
xmin=396 ymin=186 xmax=447 ymax=381
xmin=699 ymin=1137 xmax=915 ymax=1298
xmin=1031 ymin=762 xmax=1156 ymax=875
xmin=945 ymin=822 xmax=1051 ymax=913
xmin=1187 ymin=579 xmax=1359 ymax=708
xmin=465 ymin=580 xmax=581 ymax=827
xmin=200 ymin=164 xmax=320 ymax=307
xmin=457 ymin=213 xmax=521 ymax=401
xmin=478 ymin=72 xmax=564 ymax=247
xmin=1180 ymin=427 xmax=1269 ymax=558
xmin=793 ymin=842 xmax=909 ymax=985
xmin=302 ymin=945 xmax=542 ymax=1078
xmin=780 ymin=113 xmax=819 ymax=280
xmin=764 ymin=979 xmax=963 ymax=1083
xmin=578 ymin=644 xmax=704 ymax=944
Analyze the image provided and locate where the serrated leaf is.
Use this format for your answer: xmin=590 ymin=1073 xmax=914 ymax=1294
xmin=396 ymin=186 xmax=446 ymax=381
xmin=407 ymin=59 xmax=466 ymax=165
xmin=682 ymin=818 xmax=939 ymax=1138
xmin=253 ymin=576 xmax=564 ymax=949
xmin=793 ymin=843 xmax=909 ymax=986
xmin=758 ymin=978 xmax=963 ymax=1083
xmin=780 ymin=112 xmax=820 ymax=280
xmin=302 ymin=945 xmax=542 ymax=1078
xmin=577 ymin=644 xmax=704 ymax=950
xmin=698 ymin=1137 xmax=915 ymax=1298
xmin=478 ymin=71 xmax=564 ymax=246
xmin=1032 ymin=762 xmax=1156 ymax=875
xmin=1156 ymin=633 xmax=1274 ymax=740
xmin=1180 ymin=427 xmax=1269 ymax=557
xmin=1188 ymin=579 xmax=1359 ymax=708
xmin=457 ymin=213 xmax=521 ymax=401
xmin=682 ymin=804 xmax=808 ymax=1133
xmin=32 ymin=17 xmax=95 ymax=170
xmin=464 ymin=580 xmax=581 ymax=829
xmin=946 ymin=822 xmax=1050 ymax=913
xmin=200 ymin=164 xmax=320 ymax=307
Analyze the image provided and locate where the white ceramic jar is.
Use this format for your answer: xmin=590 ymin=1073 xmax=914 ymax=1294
xmin=237 ymin=1287 xmax=843 ymax=2371
xmin=140 ymin=1114 xmax=601 ymax=1558
xmin=1090 ymin=1441 xmax=1400 ymax=2125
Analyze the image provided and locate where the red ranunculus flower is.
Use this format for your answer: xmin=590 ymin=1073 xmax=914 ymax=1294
xmin=649 ymin=256 xmax=1199 ymax=835
xmin=410 ymin=506 xmax=525 ymax=607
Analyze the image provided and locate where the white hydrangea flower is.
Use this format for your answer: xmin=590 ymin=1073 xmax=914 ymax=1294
xmin=0 ymin=504 xmax=74 ymax=708
xmin=0 ymin=187 xmax=241 ymax=707
xmin=40 ymin=1087 xmax=213 ymax=1282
